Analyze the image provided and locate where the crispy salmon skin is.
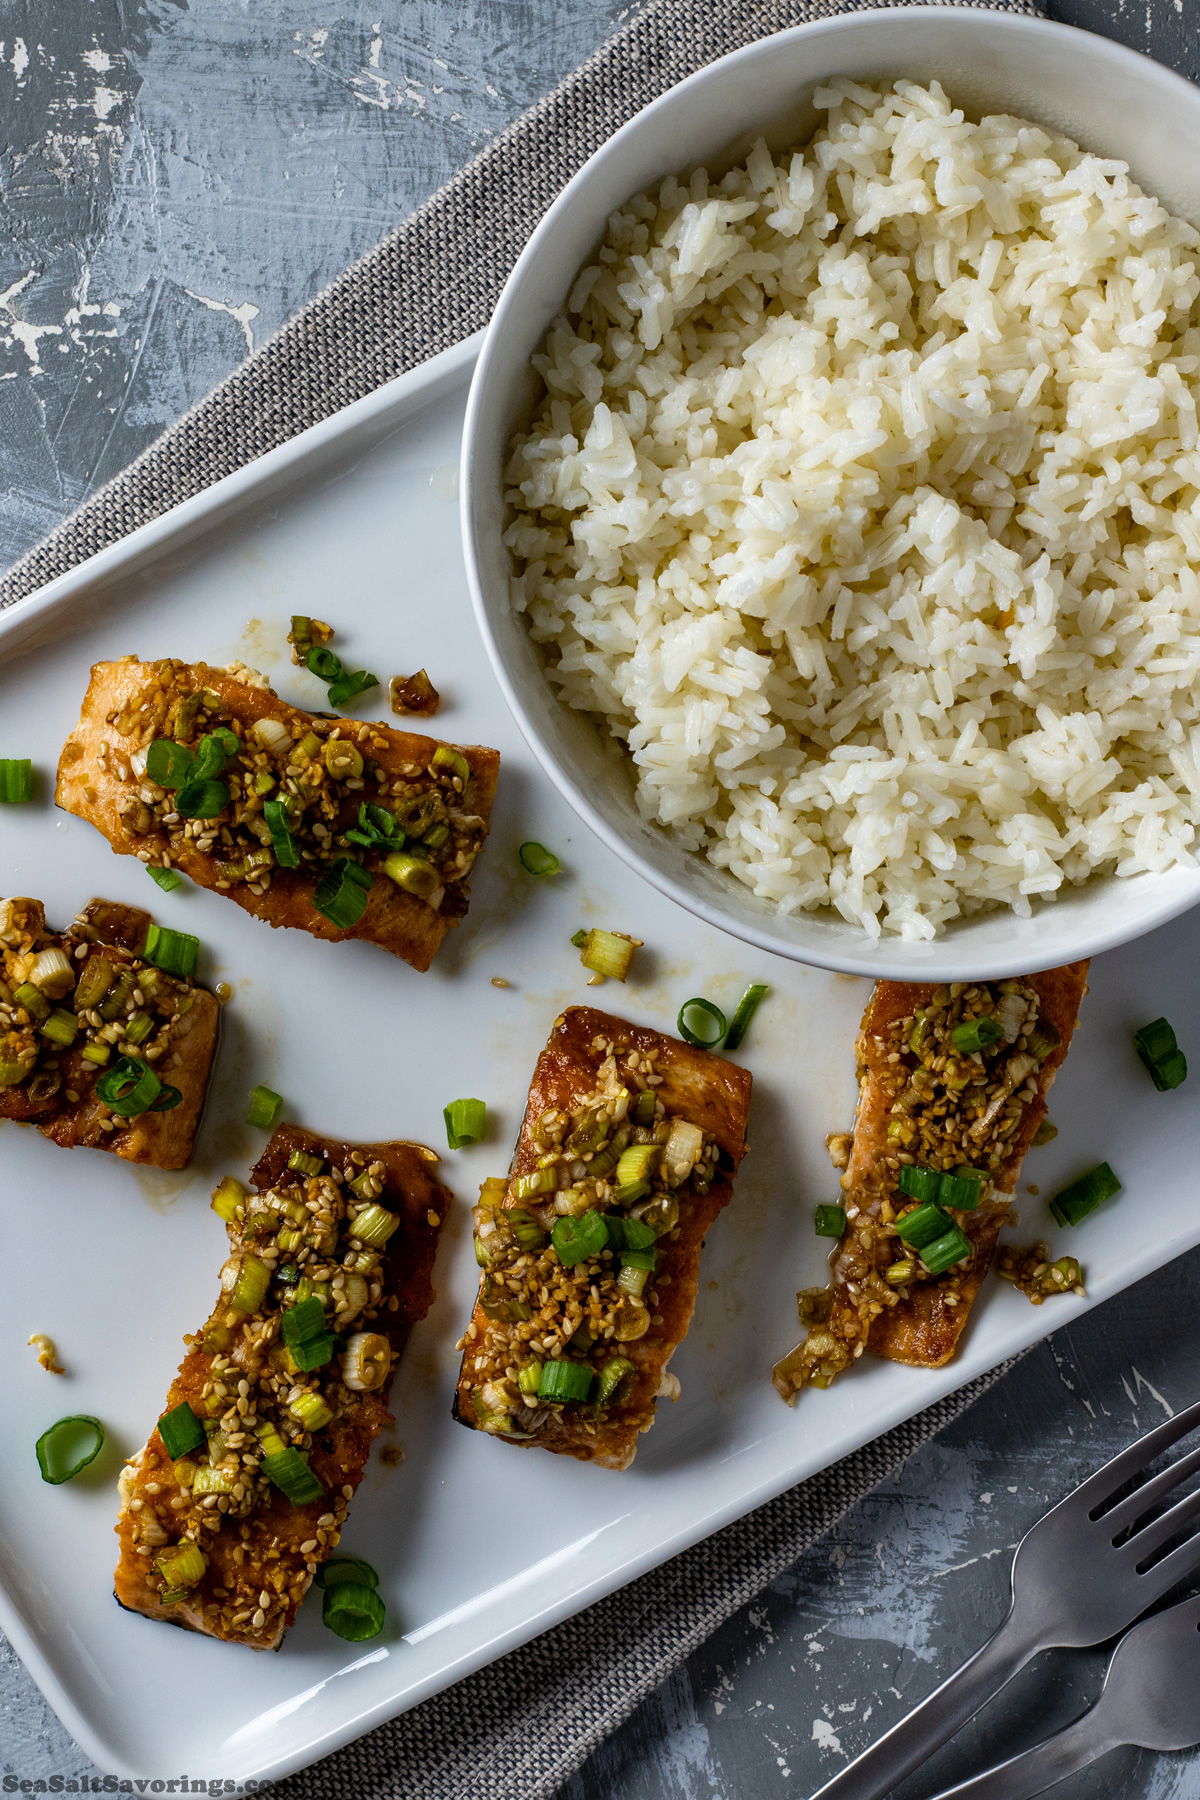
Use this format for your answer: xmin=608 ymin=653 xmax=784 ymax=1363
xmin=57 ymin=657 xmax=500 ymax=972
xmin=774 ymin=964 xmax=1089 ymax=1401
xmin=0 ymin=895 xmax=218 ymax=1168
xmin=113 ymin=1125 xmax=450 ymax=1648
xmin=454 ymin=1006 xmax=751 ymax=1470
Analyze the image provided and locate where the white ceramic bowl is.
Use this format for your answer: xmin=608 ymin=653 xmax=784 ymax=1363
xmin=462 ymin=7 xmax=1200 ymax=979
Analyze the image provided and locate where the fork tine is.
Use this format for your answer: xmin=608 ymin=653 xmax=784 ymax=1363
xmin=1121 ymin=1481 xmax=1200 ymax=1568
xmin=1131 ymin=1520 xmax=1200 ymax=1599
xmin=1104 ymin=1440 xmax=1200 ymax=1538
xmin=1067 ymin=1396 xmax=1200 ymax=1515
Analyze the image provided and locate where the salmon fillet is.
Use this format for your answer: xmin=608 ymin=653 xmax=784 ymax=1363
xmin=57 ymin=657 xmax=500 ymax=972
xmin=773 ymin=964 xmax=1089 ymax=1401
xmin=454 ymin=1006 xmax=752 ymax=1469
xmin=0 ymin=895 xmax=218 ymax=1169
xmin=113 ymin=1124 xmax=449 ymax=1648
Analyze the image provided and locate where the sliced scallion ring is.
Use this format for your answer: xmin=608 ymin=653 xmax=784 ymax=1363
xmin=36 ymin=1415 xmax=105 ymax=1485
xmin=145 ymin=740 xmax=195 ymax=789
xmin=723 ymin=983 xmax=768 ymax=1052
xmin=950 ymin=1015 xmax=1004 ymax=1054
xmin=306 ymin=645 xmax=344 ymax=683
xmin=518 ymin=841 xmax=560 ymax=876
xmin=142 ymin=923 xmax=200 ymax=979
xmin=322 ymin=1579 xmax=385 ymax=1641
xmin=813 ymin=1204 xmax=846 ymax=1237
xmin=149 ymin=1083 xmax=183 ymax=1112
xmin=264 ymin=798 xmax=300 ymax=869
xmin=96 ymin=1056 xmax=161 ymax=1118
xmin=327 ymin=670 xmax=379 ymax=708
xmin=444 ymin=1097 xmax=486 ymax=1149
xmin=315 ymin=1556 xmax=379 ymax=1591
xmin=1050 ymin=1161 xmax=1121 ymax=1228
xmin=677 ymin=997 xmax=727 ymax=1049
xmin=313 ymin=858 xmax=373 ymax=929
xmin=174 ymin=777 xmax=231 ymax=820
xmin=246 ymin=1084 xmax=283 ymax=1130
xmin=0 ymin=758 xmax=34 ymax=802
xmin=146 ymin=866 xmax=183 ymax=892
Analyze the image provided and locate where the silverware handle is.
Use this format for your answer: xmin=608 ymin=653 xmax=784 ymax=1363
xmin=924 ymin=1712 xmax=1111 ymax=1800
xmin=810 ymin=1612 xmax=1042 ymax=1800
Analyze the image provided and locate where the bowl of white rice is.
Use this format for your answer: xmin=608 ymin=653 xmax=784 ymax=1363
xmin=462 ymin=7 xmax=1200 ymax=977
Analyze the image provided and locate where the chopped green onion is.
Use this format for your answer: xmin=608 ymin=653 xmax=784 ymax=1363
xmin=261 ymin=1445 xmax=324 ymax=1507
xmin=551 ymin=1209 xmax=609 ymax=1266
xmin=677 ymin=997 xmax=727 ymax=1049
xmin=156 ymin=1541 xmax=206 ymax=1590
xmin=146 ymin=740 xmax=195 ymax=789
xmin=40 ymin=1007 xmax=79 ymax=1048
xmin=13 ymin=982 xmax=50 ymax=1023
xmin=895 ymin=1202 xmax=951 ymax=1249
xmin=80 ymin=1041 xmax=111 ymax=1068
xmin=511 ymin=1167 xmax=560 ymax=1201
xmin=1032 ymin=1118 xmax=1058 ymax=1147
xmin=175 ymin=777 xmax=230 ymax=819
xmin=1050 ymin=1161 xmax=1122 ymax=1228
xmin=603 ymin=1215 xmax=657 ymax=1251
xmin=35 ymin=1415 xmax=105 ymax=1485
xmin=327 ymin=670 xmax=379 ymax=709
xmin=519 ymin=841 xmax=560 ymax=876
xmin=282 ymin=1297 xmax=334 ymax=1371
xmin=381 ymin=849 xmax=439 ymax=900
xmin=147 ymin=865 xmax=183 ymax=892
xmin=151 ymin=1079 xmax=184 ymax=1111
xmin=323 ymin=738 xmax=364 ymax=780
xmin=635 ymin=1192 xmax=679 ymax=1237
xmin=481 ymin=1276 xmax=533 ymax=1323
xmin=0 ymin=758 xmax=33 ymax=802
xmin=570 ymin=929 xmax=587 ymax=948
xmin=897 ymin=1164 xmax=942 ymax=1204
xmin=941 ymin=1167 xmax=985 ymax=1210
xmin=633 ymin=1089 xmax=657 ymax=1127
xmin=246 ymin=1084 xmax=283 ymax=1129
xmin=444 ymin=1097 xmax=487 ymax=1149
xmin=595 ymin=1357 xmax=636 ymax=1407
xmin=210 ymin=1177 xmax=245 ymax=1222
xmin=157 ymin=1401 xmax=206 ymax=1461
xmin=1134 ymin=1017 xmax=1188 ymax=1091
xmin=315 ymin=1556 xmax=379 ymax=1590
xmin=507 ymin=1209 xmax=547 ymax=1253
xmin=288 ymin=1148 xmax=324 ymax=1176
xmin=123 ymin=1010 xmax=154 ymax=1046
xmin=814 ymin=1205 xmax=846 ymax=1237
xmin=290 ymin=616 xmax=316 ymax=656
xmin=537 ymin=1360 xmax=594 ymax=1403
xmin=323 ymin=1579 xmax=385 ymax=1641
xmin=313 ymin=857 xmax=374 ymax=928
xmin=349 ymin=1203 xmax=400 ymax=1247
xmin=263 ymin=798 xmax=299 ymax=869
xmin=723 ymin=983 xmax=769 ymax=1052
xmin=230 ymin=1255 xmax=271 ymax=1314
xmin=951 ymin=1014 xmax=1005 ymax=1054
xmin=142 ymin=923 xmax=200 ymax=979
xmin=921 ymin=1226 xmax=972 ymax=1276
xmin=98 ymin=970 xmax=135 ymax=1019
xmin=346 ymin=800 xmax=403 ymax=852
xmin=615 ymin=1144 xmax=660 ymax=1189
xmin=432 ymin=744 xmax=470 ymax=783
xmin=1027 ymin=1021 xmax=1062 ymax=1063
xmin=73 ymin=955 xmax=116 ymax=1011
xmin=306 ymin=645 xmax=344 ymax=683
xmin=620 ymin=1247 xmax=657 ymax=1272
xmin=579 ymin=927 xmax=639 ymax=981
xmin=512 ymin=1362 xmax=542 ymax=1398
xmin=96 ymin=1055 xmax=161 ymax=1117
xmin=886 ymin=1259 xmax=916 ymax=1286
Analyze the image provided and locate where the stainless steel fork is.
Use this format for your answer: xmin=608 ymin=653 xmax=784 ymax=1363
xmin=811 ymin=1396 xmax=1200 ymax=1800
xmin=926 ymin=1592 xmax=1200 ymax=1799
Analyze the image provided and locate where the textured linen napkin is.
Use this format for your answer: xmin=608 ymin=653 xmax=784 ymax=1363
xmin=0 ymin=0 xmax=1039 ymax=1791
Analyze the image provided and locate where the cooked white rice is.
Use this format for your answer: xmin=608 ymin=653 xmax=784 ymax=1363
xmin=504 ymin=79 xmax=1200 ymax=940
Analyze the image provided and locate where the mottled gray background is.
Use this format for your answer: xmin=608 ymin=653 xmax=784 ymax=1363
xmin=3 ymin=2 xmax=1200 ymax=1797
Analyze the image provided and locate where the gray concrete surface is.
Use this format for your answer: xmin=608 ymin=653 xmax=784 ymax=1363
xmin=2 ymin=3 xmax=1200 ymax=1797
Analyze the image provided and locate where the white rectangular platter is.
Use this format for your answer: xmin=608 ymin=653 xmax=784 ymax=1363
xmin=2 ymin=334 xmax=1199 ymax=1784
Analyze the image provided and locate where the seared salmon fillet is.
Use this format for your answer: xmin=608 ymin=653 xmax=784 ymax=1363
xmin=773 ymin=964 xmax=1089 ymax=1402
xmin=454 ymin=1006 xmax=751 ymax=1470
xmin=57 ymin=657 xmax=500 ymax=972
xmin=113 ymin=1124 xmax=450 ymax=1648
xmin=0 ymin=895 xmax=218 ymax=1169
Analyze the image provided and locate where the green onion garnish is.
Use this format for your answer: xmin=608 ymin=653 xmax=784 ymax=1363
xmin=96 ymin=1055 xmax=162 ymax=1117
xmin=40 ymin=1008 xmax=79 ymax=1048
xmin=578 ymin=927 xmax=638 ymax=981
xmin=507 ymin=1209 xmax=547 ymax=1253
xmin=146 ymin=740 xmax=195 ymax=789
xmin=327 ymin=670 xmax=380 ymax=709
xmin=444 ymin=1097 xmax=487 ymax=1149
xmin=814 ymin=1204 xmax=846 ymax=1237
xmin=322 ymin=1579 xmax=385 ymax=1641
xmin=723 ymin=983 xmax=768 ymax=1052
xmin=313 ymin=857 xmax=374 ymax=928
xmin=142 ymin=923 xmax=200 ymax=979
xmin=1134 ymin=1017 xmax=1188 ymax=1091
xmin=346 ymin=801 xmax=404 ymax=852
xmin=1050 ymin=1161 xmax=1122 ymax=1228
xmin=174 ymin=777 xmax=231 ymax=820
xmin=633 ymin=1089 xmax=656 ymax=1127
xmin=281 ymin=1297 xmax=334 ymax=1371
xmin=677 ymin=997 xmax=727 ymax=1049
xmin=230 ymin=1254 xmax=271 ymax=1313
xmin=0 ymin=758 xmax=33 ymax=802
xmin=261 ymin=1444 xmax=324 ymax=1507
xmin=940 ymin=1168 xmax=985 ymax=1210
xmin=124 ymin=1010 xmax=154 ymax=1046
xmin=570 ymin=929 xmax=587 ymax=948
xmin=537 ymin=1360 xmax=594 ymax=1403
xmin=150 ymin=1083 xmax=182 ymax=1112
xmin=288 ymin=1148 xmax=324 ymax=1176
xmin=35 ymin=1415 xmax=105 ymax=1485
xmin=13 ymin=981 xmax=50 ymax=1023
xmin=157 ymin=1401 xmax=206 ymax=1461
xmin=518 ymin=842 xmax=560 ymax=876
xmin=620 ymin=1247 xmax=656 ymax=1272
xmin=306 ymin=645 xmax=343 ymax=683
xmin=432 ymin=744 xmax=470 ymax=783
xmin=920 ymin=1225 xmax=972 ymax=1276
xmin=348 ymin=1203 xmax=400 ymax=1246
xmin=594 ymin=1356 xmax=636 ymax=1408
xmin=146 ymin=866 xmax=183 ymax=892
xmin=246 ymin=1084 xmax=283 ymax=1129
xmin=290 ymin=1391 xmax=334 ymax=1431
xmin=211 ymin=1176 xmax=245 ymax=1222
xmin=381 ymin=849 xmax=440 ymax=899
xmin=950 ymin=1015 xmax=1005 ymax=1054
xmin=897 ymin=1165 xmax=942 ymax=1203
xmin=603 ymin=1215 xmax=657 ymax=1252
xmin=895 ymin=1202 xmax=951 ymax=1249
xmin=551 ymin=1209 xmax=609 ymax=1266
xmin=315 ymin=1556 xmax=379 ymax=1591
xmin=264 ymin=798 xmax=300 ymax=869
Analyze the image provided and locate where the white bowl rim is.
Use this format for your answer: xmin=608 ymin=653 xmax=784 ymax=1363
xmin=461 ymin=5 xmax=1200 ymax=979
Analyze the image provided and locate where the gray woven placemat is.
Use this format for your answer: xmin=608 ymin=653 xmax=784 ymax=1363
xmin=0 ymin=0 xmax=1038 ymax=1790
